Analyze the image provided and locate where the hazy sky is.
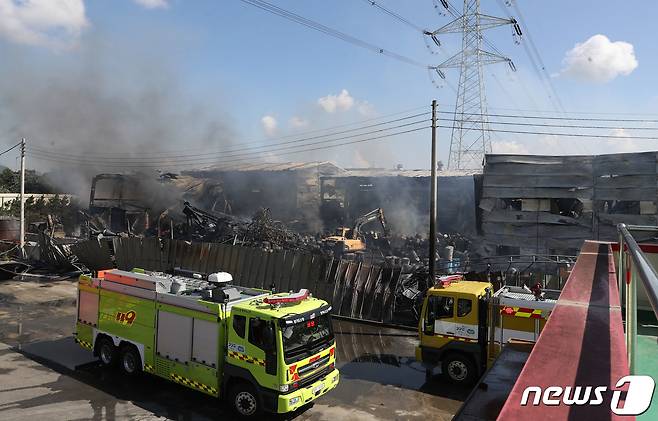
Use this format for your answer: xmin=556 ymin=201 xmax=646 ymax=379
xmin=0 ymin=0 xmax=656 ymax=172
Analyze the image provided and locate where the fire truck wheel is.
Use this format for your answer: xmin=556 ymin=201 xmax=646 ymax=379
xmin=442 ymin=354 xmax=476 ymax=384
xmin=119 ymin=345 xmax=142 ymax=376
xmin=229 ymin=382 xmax=261 ymax=418
xmin=97 ymin=337 xmax=117 ymax=367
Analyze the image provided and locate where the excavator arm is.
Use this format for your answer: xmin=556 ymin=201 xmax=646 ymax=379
xmin=352 ymin=208 xmax=389 ymax=239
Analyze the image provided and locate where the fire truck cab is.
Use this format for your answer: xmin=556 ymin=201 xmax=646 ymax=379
xmin=416 ymin=275 xmax=557 ymax=384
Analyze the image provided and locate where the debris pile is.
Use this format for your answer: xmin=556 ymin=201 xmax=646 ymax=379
xmin=181 ymin=200 xmax=244 ymax=243
xmin=241 ymin=208 xmax=306 ymax=251
xmin=384 ymin=232 xmax=472 ymax=269
xmin=0 ymin=217 xmax=86 ymax=280
xmin=181 ymin=202 xmax=321 ymax=252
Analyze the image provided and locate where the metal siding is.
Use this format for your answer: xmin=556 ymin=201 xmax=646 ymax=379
xmin=157 ymin=310 xmax=193 ymax=363
xmin=78 ymin=290 xmax=99 ymax=326
xmin=97 ymin=289 xmax=157 ymax=352
xmin=101 ymin=281 xmax=157 ymax=300
xmin=192 ymin=318 xmax=219 ymax=367
xmin=156 ymin=293 xmax=215 ymax=314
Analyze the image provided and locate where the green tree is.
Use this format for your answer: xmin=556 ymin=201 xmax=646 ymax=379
xmin=0 ymin=168 xmax=17 ymax=193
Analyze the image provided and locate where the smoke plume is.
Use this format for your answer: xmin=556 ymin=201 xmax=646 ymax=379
xmin=0 ymin=30 xmax=235 ymax=200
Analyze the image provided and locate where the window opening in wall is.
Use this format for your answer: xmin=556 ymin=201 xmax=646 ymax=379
xmin=601 ymin=200 xmax=640 ymax=215
xmin=552 ymin=198 xmax=583 ymax=218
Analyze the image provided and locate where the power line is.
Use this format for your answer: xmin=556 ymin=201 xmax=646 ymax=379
xmin=436 ymin=110 xmax=658 ymax=123
xmin=359 ymin=0 xmax=463 ymax=95
xmin=26 ymin=110 xmax=658 ymax=164
xmin=26 ymin=113 xmax=658 ymax=167
xmin=508 ymin=0 xmax=565 ymax=111
xmin=431 ymin=124 xmax=658 ymax=141
xmin=25 ymin=106 xmax=429 ymax=158
xmin=440 ymin=117 xmax=658 ymax=131
xmin=238 ymin=0 xmax=430 ymax=68
xmin=26 ymin=120 xmax=429 ymax=165
xmin=489 ymin=72 xmax=527 ymax=110
xmin=360 ymin=0 xmax=426 ymax=33
xmin=0 ymin=142 xmax=22 ymax=157
xmin=488 ymin=106 xmax=658 ymax=118
xmin=25 ymin=108 xmax=658 ymax=159
xmin=27 ymin=126 xmax=429 ymax=168
xmin=27 ymin=115 xmax=430 ymax=162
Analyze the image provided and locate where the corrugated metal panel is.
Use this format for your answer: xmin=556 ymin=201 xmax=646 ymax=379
xmin=82 ymin=238 xmax=408 ymax=325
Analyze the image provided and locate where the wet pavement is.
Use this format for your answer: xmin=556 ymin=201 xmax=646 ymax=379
xmin=0 ymin=278 xmax=469 ymax=420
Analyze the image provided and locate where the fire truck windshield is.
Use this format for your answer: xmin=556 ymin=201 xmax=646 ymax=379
xmin=281 ymin=314 xmax=334 ymax=363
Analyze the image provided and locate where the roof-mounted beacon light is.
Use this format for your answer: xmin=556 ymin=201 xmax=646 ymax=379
xmin=437 ymin=274 xmax=462 ymax=288
xmin=208 ymin=272 xmax=233 ymax=285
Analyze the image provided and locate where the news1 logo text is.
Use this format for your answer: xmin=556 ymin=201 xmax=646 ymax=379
xmin=521 ymin=375 xmax=655 ymax=415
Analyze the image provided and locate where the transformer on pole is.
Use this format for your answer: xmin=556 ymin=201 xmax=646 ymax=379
xmin=430 ymin=0 xmax=521 ymax=170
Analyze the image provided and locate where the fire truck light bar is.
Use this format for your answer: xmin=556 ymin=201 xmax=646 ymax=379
xmin=264 ymin=289 xmax=309 ymax=304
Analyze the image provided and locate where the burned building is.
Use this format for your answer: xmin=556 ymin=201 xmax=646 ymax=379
xmin=87 ymin=173 xmax=190 ymax=235
xmin=88 ymin=174 xmax=152 ymax=234
xmin=320 ymin=168 xmax=480 ymax=235
xmin=478 ymin=152 xmax=658 ymax=256
xmin=180 ymin=163 xmax=480 ymax=237
xmin=183 ymin=162 xmax=344 ymax=231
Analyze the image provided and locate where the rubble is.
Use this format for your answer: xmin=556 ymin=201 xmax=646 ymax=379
xmin=0 ymin=166 xmax=573 ymax=331
xmin=0 ymin=212 xmax=88 ymax=278
xmin=240 ymin=207 xmax=307 ymax=250
xmin=182 ymin=203 xmax=321 ymax=252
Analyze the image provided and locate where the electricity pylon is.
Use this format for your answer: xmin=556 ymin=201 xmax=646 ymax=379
xmin=430 ymin=0 xmax=521 ymax=170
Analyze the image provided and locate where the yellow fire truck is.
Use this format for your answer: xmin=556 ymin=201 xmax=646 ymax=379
xmin=75 ymin=269 xmax=339 ymax=417
xmin=416 ymin=275 xmax=558 ymax=384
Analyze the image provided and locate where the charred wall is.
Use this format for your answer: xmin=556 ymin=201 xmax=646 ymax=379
xmin=479 ymin=152 xmax=658 ymax=256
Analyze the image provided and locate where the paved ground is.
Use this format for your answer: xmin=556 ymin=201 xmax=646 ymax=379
xmin=0 ymin=278 xmax=469 ymax=420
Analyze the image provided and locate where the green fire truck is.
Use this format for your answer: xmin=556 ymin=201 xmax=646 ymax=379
xmin=75 ymin=269 xmax=339 ymax=417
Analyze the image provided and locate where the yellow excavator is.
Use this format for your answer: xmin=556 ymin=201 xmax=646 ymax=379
xmin=323 ymin=208 xmax=389 ymax=255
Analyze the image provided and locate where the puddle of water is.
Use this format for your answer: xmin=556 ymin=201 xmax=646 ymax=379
xmin=330 ymin=319 xmax=472 ymax=401
xmin=338 ymin=356 xmax=427 ymax=390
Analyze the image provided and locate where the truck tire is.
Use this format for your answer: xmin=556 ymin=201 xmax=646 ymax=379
xmin=97 ymin=337 xmax=117 ymax=367
xmin=442 ymin=353 xmax=476 ymax=384
xmin=229 ymin=382 xmax=261 ymax=418
xmin=119 ymin=345 xmax=142 ymax=376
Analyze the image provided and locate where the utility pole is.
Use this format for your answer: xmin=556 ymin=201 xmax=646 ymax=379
xmin=429 ymin=100 xmax=438 ymax=284
xmin=19 ymin=138 xmax=26 ymax=257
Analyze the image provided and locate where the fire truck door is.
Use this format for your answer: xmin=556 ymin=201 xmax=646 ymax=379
xmin=429 ymin=295 xmax=479 ymax=340
xmin=245 ymin=317 xmax=278 ymax=380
